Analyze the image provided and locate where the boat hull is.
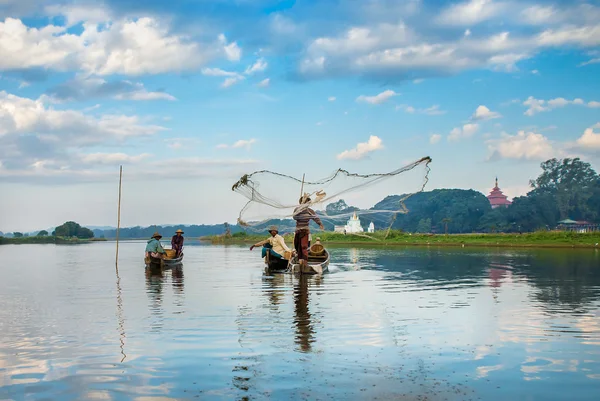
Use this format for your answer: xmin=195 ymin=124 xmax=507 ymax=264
xmin=288 ymin=250 xmax=330 ymax=275
xmin=264 ymin=250 xmax=291 ymax=274
xmin=144 ymin=253 xmax=183 ymax=270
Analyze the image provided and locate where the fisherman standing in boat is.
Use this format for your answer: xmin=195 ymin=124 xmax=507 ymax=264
xmin=145 ymin=232 xmax=166 ymax=260
xmin=171 ymin=229 xmax=184 ymax=257
xmin=293 ymin=194 xmax=324 ymax=269
xmin=250 ymin=225 xmax=292 ymax=260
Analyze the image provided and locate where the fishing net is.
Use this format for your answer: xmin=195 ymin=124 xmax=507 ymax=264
xmin=231 ymin=156 xmax=432 ymax=239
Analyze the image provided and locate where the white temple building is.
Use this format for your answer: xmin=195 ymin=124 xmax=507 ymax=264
xmin=344 ymin=212 xmax=364 ymax=233
xmin=368 ymin=222 xmax=375 ymax=233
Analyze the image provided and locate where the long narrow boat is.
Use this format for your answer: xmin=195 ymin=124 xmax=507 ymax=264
xmin=163 ymin=253 xmax=184 ymax=267
xmin=144 ymin=249 xmax=183 ymax=270
xmin=264 ymin=241 xmax=330 ymax=275
xmin=264 ymin=249 xmax=291 ymax=274
xmin=289 ymin=249 xmax=329 ymax=275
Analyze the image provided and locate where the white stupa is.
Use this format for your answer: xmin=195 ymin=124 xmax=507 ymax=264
xmin=344 ymin=212 xmax=364 ymax=233
xmin=368 ymin=222 xmax=375 ymax=233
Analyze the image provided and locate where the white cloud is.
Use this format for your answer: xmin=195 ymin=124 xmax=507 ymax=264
xmin=575 ymin=127 xmax=600 ymax=150
xmin=218 ymin=139 xmax=257 ymax=150
xmin=328 ymin=96 xmax=336 ymax=102
xmin=244 ymin=58 xmax=267 ymax=75
xmin=257 ymin=78 xmax=270 ymax=88
xmin=436 ymin=0 xmax=508 ymax=26
xmin=471 ymin=105 xmax=502 ymax=120
xmin=413 ymin=79 xmax=424 ymax=84
xmin=397 ymin=104 xmax=446 ymax=115
xmin=44 ymin=4 xmax=112 ymax=26
xmin=220 ymin=34 xmax=242 ymax=62
xmin=579 ymin=51 xmax=600 ymax=66
xmin=430 ymin=134 xmax=442 ymax=144
xmin=80 ymin=153 xmax=151 ymax=165
xmin=486 ymin=131 xmax=556 ymax=160
xmin=0 ymin=91 xmax=166 ymax=175
xmin=336 ymin=135 xmax=383 ymax=160
xmin=448 ymin=123 xmax=479 ymax=141
xmin=221 ymin=76 xmax=245 ymax=88
xmin=45 ymin=77 xmax=176 ymax=102
xmin=523 ymin=96 xmax=599 ymax=115
xmin=116 ymin=91 xmax=176 ymax=101
xmin=201 ymin=68 xmax=241 ymax=77
xmin=356 ymin=90 xmax=397 ymax=105
xmin=531 ymin=69 xmax=539 ymax=74
xmin=297 ymin=2 xmax=600 ymax=82
xmin=233 ymin=139 xmax=257 ymax=149
xmin=0 ymin=16 xmax=240 ymax=76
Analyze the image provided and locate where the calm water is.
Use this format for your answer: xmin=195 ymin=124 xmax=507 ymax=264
xmin=1 ymin=242 xmax=600 ymax=401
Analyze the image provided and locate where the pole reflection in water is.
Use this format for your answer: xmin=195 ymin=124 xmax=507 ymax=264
xmin=145 ymin=267 xmax=165 ymax=332
xmin=115 ymin=263 xmax=127 ymax=362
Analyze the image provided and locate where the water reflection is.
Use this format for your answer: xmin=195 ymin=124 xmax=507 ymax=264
xmin=145 ymin=267 xmax=165 ymax=332
xmin=2 ymin=243 xmax=600 ymax=401
xmin=293 ymin=275 xmax=314 ymax=352
xmin=115 ymin=263 xmax=127 ymax=362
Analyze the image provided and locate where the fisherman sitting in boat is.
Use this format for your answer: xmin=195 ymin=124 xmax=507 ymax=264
xmin=293 ymin=194 xmax=324 ymax=269
xmin=145 ymin=232 xmax=166 ymax=259
xmin=249 ymin=225 xmax=292 ymax=260
xmin=171 ymin=229 xmax=184 ymax=257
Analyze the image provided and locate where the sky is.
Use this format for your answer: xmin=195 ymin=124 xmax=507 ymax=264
xmin=0 ymin=0 xmax=599 ymax=233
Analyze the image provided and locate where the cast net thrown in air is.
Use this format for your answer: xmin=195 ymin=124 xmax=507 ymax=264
xmin=231 ymin=156 xmax=432 ymax=238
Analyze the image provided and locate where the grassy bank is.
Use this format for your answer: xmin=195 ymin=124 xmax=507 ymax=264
xmin=0 ymin=236 xmax=106 ymax=245
xmin=201 ymin=230 xmax=600 ymax=249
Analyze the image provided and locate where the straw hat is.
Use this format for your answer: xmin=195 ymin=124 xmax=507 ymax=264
xmin=175 ymin=229 xmax=184 ymax=234
xmin=151 ymin=232 xmax=162 ymax=239
xmin=267 ymin=225 xmax=279 ymax=234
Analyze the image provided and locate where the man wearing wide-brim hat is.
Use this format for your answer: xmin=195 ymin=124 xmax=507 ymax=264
xmin=171 ymin=229 xmax=185 ymax=257
xmin=250 ymin=225 xmax=292 ymax=260
xmin=145 ymin=231 xmax=166 ymax=259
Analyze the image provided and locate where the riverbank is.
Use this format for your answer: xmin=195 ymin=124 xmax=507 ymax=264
xmin=201 ymin=230 xmax=600 ymax=249
xmin=0 ymin=236 xmax=107 ymax=245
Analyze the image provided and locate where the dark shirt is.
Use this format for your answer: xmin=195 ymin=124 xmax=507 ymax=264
xmin=171 ymin=235 xmax=184 ymax=250
xmin=293 ymin=205 xmax=322 ymax=229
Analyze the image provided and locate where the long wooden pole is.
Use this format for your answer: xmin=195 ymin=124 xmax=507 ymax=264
xmin=300 ymin=173 xmax=305 ymax=200
xmin=115 ymin=165 xmax=122 ymax=266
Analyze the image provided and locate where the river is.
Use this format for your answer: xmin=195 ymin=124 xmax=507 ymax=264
xmin=1 ymin=241 xmax=599 ymax=400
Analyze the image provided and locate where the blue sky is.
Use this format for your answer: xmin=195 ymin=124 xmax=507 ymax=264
xmin=1 ymin=0 xmax=599 ymax=232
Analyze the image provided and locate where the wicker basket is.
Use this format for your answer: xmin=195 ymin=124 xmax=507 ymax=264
xmin=165 ymin=249 xmax=176 ymax=259
xmin=309 ymin=243 xmax=324 ymax=255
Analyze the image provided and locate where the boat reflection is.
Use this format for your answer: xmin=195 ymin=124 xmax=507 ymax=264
xmin=145 ymin=267 xmax=165 ymax=332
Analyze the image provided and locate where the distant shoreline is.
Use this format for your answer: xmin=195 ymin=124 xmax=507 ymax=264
xmin=200 ymin=231 xmax=600 ymax=249
xmin=0 ymin=236 xmax=107 ymax=245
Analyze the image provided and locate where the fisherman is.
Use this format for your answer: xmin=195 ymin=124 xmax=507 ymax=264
xmin=250 ymin=225 xmax=292 ymax=260
xmin=145 ymin=232 xmax=166 ymax=259
xmin=293 ymin=194 xmax=324 ymax=268
xmin=171 ymin=229 xmax=184 ymax=257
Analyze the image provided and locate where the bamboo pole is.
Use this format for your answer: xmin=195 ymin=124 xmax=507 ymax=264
xmin=115 ymin=165 xmax=122 ymax=266
xmin=300 ymin=173 xmax=305 ymax=200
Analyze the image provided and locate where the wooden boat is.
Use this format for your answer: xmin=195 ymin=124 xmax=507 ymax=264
xmin=264 ymin=249 xmax=291 ymax=274
xmin=289 ymin=249 xmax=330 ymax=275
xmin=289 ymin=239 xmax=330 ymax=275
xmin=163 ymin=252 xmax=184 ymax=267
xmin=144 ymin=249 xmax=183 ymax=270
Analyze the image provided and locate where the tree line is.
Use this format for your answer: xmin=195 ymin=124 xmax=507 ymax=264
xmin=0 ymin=222 xmax=94 ymax=239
